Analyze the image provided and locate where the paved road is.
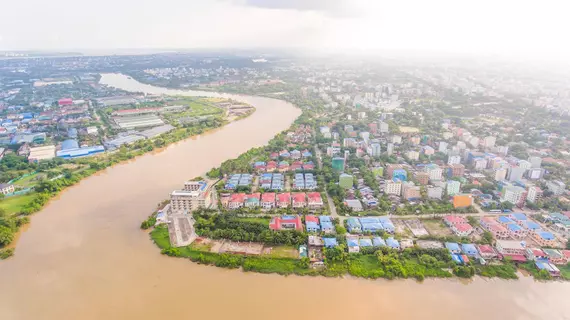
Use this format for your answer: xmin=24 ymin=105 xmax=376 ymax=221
xmin=315 ymin=144 xmax=340 ymax=220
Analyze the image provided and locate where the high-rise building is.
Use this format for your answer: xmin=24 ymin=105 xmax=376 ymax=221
xmin=448 ymin=164 xmax=465 ymax=178
xmin=501 ymin=186 xmax=527 ymax=207
xmin=378 ymin=121 xmax=389 ymax=133
xmin=446 ymin=180 xmax=461 ymax=196
xmin=518 ymin=160 xmax=532 ymax=170
xmin=425 ymin=164 xmax=443 ymax=181
xmin=448 ymin=155 xmax=461 ymax=165
xmin=494 ymin=168 xmax=508 ymax=181
xmin=386 ymin=143 xmax=394 ymax=156
xmin=391 ymin=135 xmax=402 ymax=144
xmin=507 ymin=167 xmax=526 ymax=182
xmin=369 ymin=143 xmax=382 ymax=157
xmin=402 ymin=182 xmax=421 ymax=200
xmin=528 ymin=156 xmax=542 ymax=168
xmin=483 ymin=136 xmax=496 ymax=148
xmin=332 ymin=157 xmax=345 ymax=171
xmin=526 ymin=186 xmax=543 ymax=203
xmin=385 ymin=180 xmax=402 ymax=196
xmin=546 ymin=180 xmax=566 ymax=196
xmin=527 ymin=168 xmax=545 ymax=180
xmin=438 ymin=141 xmax=448 ymax=153
xmin=474 ymin=158 xmax=488 ymax=171
xmin=414 ymin=172 xmax=430 ymax=185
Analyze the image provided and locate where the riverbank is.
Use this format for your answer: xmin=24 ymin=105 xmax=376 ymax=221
xmin=0 ymin=93 xmax=255 ymax=258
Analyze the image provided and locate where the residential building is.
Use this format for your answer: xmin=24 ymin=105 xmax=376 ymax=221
xmin=0 ymin=183 xmax=15 ymax=195
xmin=501 ymin=186 xmax=527 ymax=207
xmin=292 ymin=193 xmax=307 ymax=208
xmin=518 ymin=160 xmax=532 ymax=170
xmin=385 ymin=180 xmax=402 ymax=196
xmin=526 ymin=186 xmax=543 ymax=203
xmin=477 ymin=245 xmax=498 ymax=260
xmin=445 ymin=242 xmax=461 ymax=254
xmin=406 ymin=150 xmax=419 ymax=161
xmin=305 ymin=215 xmax=320 ymax=233
xmin=427 ymin=186 xmax=443 ymax=200
xmin=386 ymin=143 xmax=394 ymax=156
xmin=446 ymin=180 xmax=461 ymax=196
xmin=424 ymin=164 xmax=442 ymax=181
xmin=483 ymin=136 xmax=496 ymax=148
xmin=386 ymin=164 xmax=404 ymax=179
xmin=261 ymin=193 xmax=276 ymax=210
xmin=307 ymin=192 xmax=324 ymax=210
xmin=474 ymin=158 xmax=488 ymax=171
xmin=526 ymin=168 xmax=545 ymax=180
xmin=528 ymin=156 xmax=542 ymax=168
xmin=344 ymin=199 xmax=363 ymax=212
xmin=507 ymin=166 xmax=525 ymax=182
xmin=277 ymin=193 xmax=291 ymax=208
xmin=414 ymin=172 xmax=429 ymax=185
xmin=347 ymin=218 xmax=362 ymax=233
xmin=494 ymin=168 xmax=507 ymax=181
xmin=369 ymin=143 xmax=382 ymax=157
xmin=319 ymin=216 xmax=334 ymax=234
xmin=244 ymin=193 xmax=260 ymax=208
xmin=331 ymin=157 xmax=345 ymax=171
xmin=170 ymin=183 xmax=212 ymax=212
xmin=546 ymin=180 xmax=566 ymax=196
xmin=393 ymin=169 xmax=407 ymax=181
xmin=461 ymin=244 xmax=479 ymax=257
xmin=495 ymin=240 xmax=526 ymax=256
xmin=269 ymin=215 xmax=303 ymax=231
xmin=448 ymin=164 xmax=465 ymax=178
xmin=378 ymin=121 xmax=389 ymax=133
xmin=402 ymin=182 xmax=421 ymax=200
xmin=448 ymin=155 xmax=461 ymax=165
xmin=531 ymin=230 xmax=557 ymax=247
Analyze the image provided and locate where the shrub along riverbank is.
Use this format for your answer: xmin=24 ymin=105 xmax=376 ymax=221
xmin=0 ymin=106 xmax=254 ymax=258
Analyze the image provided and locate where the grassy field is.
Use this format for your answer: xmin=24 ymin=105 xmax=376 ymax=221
xmin=560 ymin=264 xmax=570 ymax=280
xmin=263 ymin=245 xmax=298 ymax=259
xmin=150 ymin=225 xmax=171 ymax=249
xmin=0 ymin=193 xmax=36 ymax=215
xmin=170 ymin=98 xmax=223 ymax=117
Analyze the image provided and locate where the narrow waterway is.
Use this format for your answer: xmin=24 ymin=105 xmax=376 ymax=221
xmin=0 ymin=74 xmax=568 ymax=320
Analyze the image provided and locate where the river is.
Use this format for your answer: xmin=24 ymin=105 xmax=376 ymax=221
xmin=0 ymin=73 xmax=568 ymax=320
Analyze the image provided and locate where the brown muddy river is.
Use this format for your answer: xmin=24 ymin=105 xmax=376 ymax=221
xmin=0 ymin=74 xmax=568 ymax=320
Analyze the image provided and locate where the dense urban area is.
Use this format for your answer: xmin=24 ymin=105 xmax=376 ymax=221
xmin=2 ymin=53 xmax=570 ymax=281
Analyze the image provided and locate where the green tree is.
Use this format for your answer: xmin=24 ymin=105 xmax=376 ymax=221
xmin=0 ymin=225 xmax=15 ymax=246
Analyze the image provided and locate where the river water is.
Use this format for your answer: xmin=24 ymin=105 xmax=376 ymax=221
xmin=0 ymin=74 xmax=568 ymax=320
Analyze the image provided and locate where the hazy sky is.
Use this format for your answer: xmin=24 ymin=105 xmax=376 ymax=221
xmin=1 ymin=0 xmax=569 ymax=62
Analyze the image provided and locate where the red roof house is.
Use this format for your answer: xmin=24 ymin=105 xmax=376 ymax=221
xmin=292 ymin=192 xmax=307 ymax=208
xmin=228 ymin=193 xmax=246 ymax=209
xmin=307 ymin=192 xmax=324 ymax=209
xmin=277 ymin=193 xmax=291 ymax=208
xmin=269 ymin=215 xmax=303 ymax=231
xmin=261 ymin=192 xmax=276 ymax=210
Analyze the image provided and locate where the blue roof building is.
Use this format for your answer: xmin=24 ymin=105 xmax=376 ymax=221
xmin=461 ymin=244 xmax=479 ymax=257
xmin=386 ymin=237 xmax=400 ymax=249
xmin=61 ymin=139 xmax=79 ymax=150
xmin=347 ymin=239 xmax=359 ymax=247
xmin=536 ymin=230 xmax=555 ymax=241
xmin=521 ymin=220 xmax=541 ymax=231
xmin=451 ymin=254 xmax=463 ymax=264
xmin=498 ymin=216 xmax=514 ymax=224
xmin=306 ymin=222 xmax=320 ymax=233
xmin=319 ymin=216 xmax=332 ymax=224
xmin=392 ymin=169 xmax=407 ymax=182
xmin=509 ymin=213 xmax=527 ymax=221
xmin=372 ymin=237 xmax=386 ymax=247
xmin=56 ymin=145 xmax=105 ymax=159
xmin=321 ymin=222 xmax=334 ymax=233
xmin=507 ymin=223 xmax=523 ymax=232
xmin=323 ymin=238 xmax=338 ymax=248
xmin=347 ymin=218 xmax=362 ymax=233
xmin=360 ymin=217 xmax=383 ymax=232
xmin=359 ymin=239 xmax=373 ymax=247
xmin=445 ymin=242 xmax=461 ymax=254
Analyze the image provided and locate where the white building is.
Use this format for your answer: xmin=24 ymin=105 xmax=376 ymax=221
xmin=469 ymin=137 xmax=480 ymax=148
xmin=526 ymin=185 xmax=543 ymax=203
xmin=386 ymin=143 xmax=394 ymax=156
xmin=448 ymin=155 xmax=461 ymax=165
xmin=170 ymin=182 xmax=211 ymax=212
xmin=369 ymin=143 xmax=382 ymax=157
xmin=446 ymin=180 xmax=461 ymax=196
xmin=474 ymin=158 xmax=488 ymax=171
xmin=494 ymin=168 xmax=507 ymax=181
xmin=406 ymin=150 xmax=419 ymax=161
xmin=501 ymin=186 xmax=526 ymax=205
xmin=385 ymin=180 xmax=402 ymax=196
xmin=427 ymin=186 xmax=443 ymax=200
xmin=508 ymin=167 xmax=526 ymax=182
xmin=518 ymin=160 xmax=532 ymax=170
xmin=391 ymin=135 xmax=402 ymax=144
xmin=438 ymin=141 xmax=448 ymax=153
xmin=425 ymin=165 xmax=443 ymax=181
xmin=546 ymin=180 xmax=566 ymax=196
xmin=528 ymin=156 xmax=542 ymax=168
xmin=483 ymin=136 xmax=496 ymax=148
xmin=378 ymin=121 xmax=389 ymax=133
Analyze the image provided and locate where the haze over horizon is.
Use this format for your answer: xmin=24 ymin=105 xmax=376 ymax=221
xmin=1 ymin=0 xmax=569 ymax=65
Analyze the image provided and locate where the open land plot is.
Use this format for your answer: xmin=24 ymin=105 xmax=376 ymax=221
xmin=422 ymin=219 xmax=453 ymax=237
xmin=262 ymin=245 xmax=299 ymax=259
xmin=169 ymin=98 xmax=223 ymax=117
xmin=392 ymin=219 xmax=412 ymax=236
xmin=404 ymin=219 xmax=430 ymax=237
xmin=12 ymin=173 xmax=46 ymax=187
xmin=0 ymin=193 xmax=36 ymax=215
xmin=219 ymin=241 xmax=264 ymax=255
